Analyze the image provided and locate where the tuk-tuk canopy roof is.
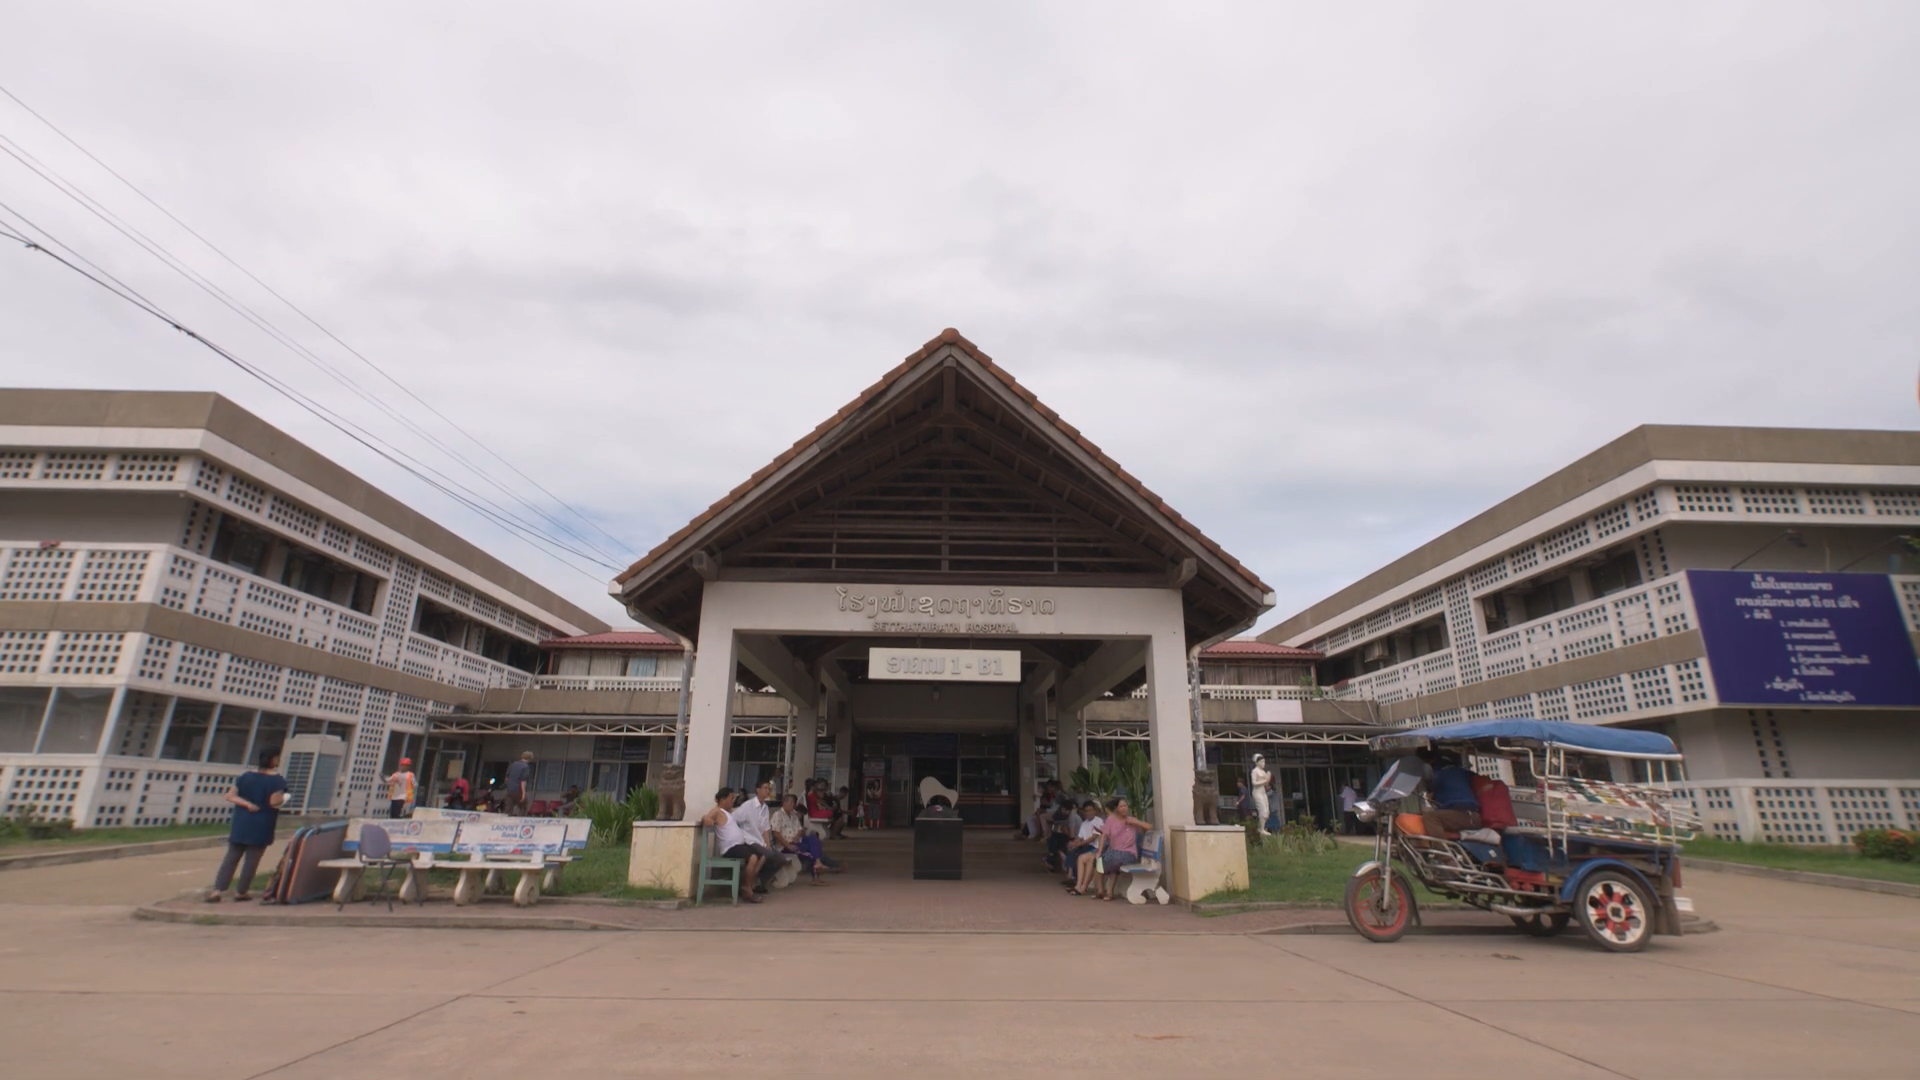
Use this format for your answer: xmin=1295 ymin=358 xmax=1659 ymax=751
xmin=1370 ymin=718 xmax=1680 ymax=758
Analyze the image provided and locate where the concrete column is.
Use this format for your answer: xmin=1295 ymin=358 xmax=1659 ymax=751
xmin=1146 ymin=623 xmax=1197 ymax=830
xmin=792 ymin=698 xmax=819 ymax=790
xmin=1017 ymin=701 xmax=1037 ymax=823
xmin=1057 ymin=708 xmax=1082 ymax=784
xmin=831 ymin=703 xmax=854 ymax=791
xmin=679 ymin=594 xmax=738 ymax=822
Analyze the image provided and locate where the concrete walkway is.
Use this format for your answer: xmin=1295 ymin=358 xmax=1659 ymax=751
xmin=2 ymin=838 xmax=1917 ymax=1077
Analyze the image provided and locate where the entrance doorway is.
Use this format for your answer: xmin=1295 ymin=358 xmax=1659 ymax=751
xmin=853 ymin=731 xmax=1016 ymax=827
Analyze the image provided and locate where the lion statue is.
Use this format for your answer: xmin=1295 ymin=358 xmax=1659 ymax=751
xmin=1192 ymin=767 xmax=1220 ymax=826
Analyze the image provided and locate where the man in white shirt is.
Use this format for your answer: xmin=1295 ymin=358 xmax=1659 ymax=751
xmin=1340 ymin=780 xmax=1362 ymax=834
xmin=734 ymin=779 xmax=789 ymax=893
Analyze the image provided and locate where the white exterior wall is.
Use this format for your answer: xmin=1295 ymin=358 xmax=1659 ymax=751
xmin=679 ymin=581 xmax=1196 ymax=830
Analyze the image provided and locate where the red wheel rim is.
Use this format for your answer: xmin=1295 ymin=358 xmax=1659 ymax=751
xmin=1354 ymin=878 xmax=1408 ymax=933
xmin=1584 ymin=879 xmax=1646 ymax=944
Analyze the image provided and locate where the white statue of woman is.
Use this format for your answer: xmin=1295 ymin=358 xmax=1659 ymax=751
xmin=1249 ymin=755 xmax=1272 ymax=836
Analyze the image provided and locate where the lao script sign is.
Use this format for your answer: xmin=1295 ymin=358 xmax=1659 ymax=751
xmin=1687 ymin=570 xmax=1920 ymax=706
xmin=867 ymin=647 xmax=1022 ymax=682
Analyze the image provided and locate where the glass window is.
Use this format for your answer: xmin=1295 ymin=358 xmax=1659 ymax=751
xmin=626 ymin=653 xmax=658 ymax=678
xmin=110 ymin=691 xmax=170 ymax=757
xmin=41 ymin=688 xmax=114 ymax=754
xmin=292 ymin=716 xmax=327 ymax=736
xmin=0 ymin=687 xmax=49 ymax=753
xmin=160 ymin=699 xmax=216 ymax=761
xmin=562 ymin=760 xmax=590 ymax=792
xmin=535 ymin=759 xmax=565 ymax=793
xmin=206 ymin=706 xmax=256 ymax=765
xmin=253 ymin=712 xmax=294 ymax=765
xmin=588 ymin=652 xmax=624 ymax=677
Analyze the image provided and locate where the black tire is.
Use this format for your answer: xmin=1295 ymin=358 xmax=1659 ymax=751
xmin=1345 ymin=869 xmax=1415 ymax=943
xmin=1509 ymin=912 xmax=1572 ymax=937
xmin=1576 ymin=871 xmax=1654 ymax=952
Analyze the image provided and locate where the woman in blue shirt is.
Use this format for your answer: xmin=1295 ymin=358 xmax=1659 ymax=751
xmin=204 ymin=748 xmax=289 ymax=902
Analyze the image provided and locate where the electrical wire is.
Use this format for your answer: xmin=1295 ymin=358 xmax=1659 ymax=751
xmin=0 ymin=204 xmax=622 ymax=582
xmin=0 ymin=79 xmax=633 ymax=557
xmin=0 ymin=133 xmax=632 ymax=570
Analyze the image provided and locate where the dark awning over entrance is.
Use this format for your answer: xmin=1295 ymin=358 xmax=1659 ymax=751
xmin=614 ymin=330 xmax=1273 ymax=643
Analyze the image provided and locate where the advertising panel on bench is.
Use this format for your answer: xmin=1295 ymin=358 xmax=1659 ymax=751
xmin=1687 ymin=570 xmax=1920 ymax=706
xmin=344 ymin=817 xmax=459 ymax=853
xmin=457 ymin=819 xmax=569 ymax=855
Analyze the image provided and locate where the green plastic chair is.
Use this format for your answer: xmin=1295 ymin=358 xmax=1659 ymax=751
xmin=696 ymin=825 xmax=744 ymax=906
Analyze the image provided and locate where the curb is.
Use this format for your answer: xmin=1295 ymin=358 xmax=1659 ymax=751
xmin=1686 ymin=857 xmax=1920 ymax=898
xmin=0 ymin=834 xmax=231 ymax=872
xmin=133 ymin=902 xmax=635 ymax=932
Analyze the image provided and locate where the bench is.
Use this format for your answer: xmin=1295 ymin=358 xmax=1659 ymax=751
xmin=446 ymin=819 xmax=572 ymax=907
xmin=320 ymin=818 xmax=461 ymax=906
xmin=414 ymin=808 xmax=585 ymax=891
xmin=1119 ymin=830 xmax=1170 ymax=905
xmin=695 ymin=825 xmax=744 ymax=906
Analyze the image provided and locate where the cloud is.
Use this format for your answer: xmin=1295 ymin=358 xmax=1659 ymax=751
xmin=2 ymin=2 xmax=1915 ymax=629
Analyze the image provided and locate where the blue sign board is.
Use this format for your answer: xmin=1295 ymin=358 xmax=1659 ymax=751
xmin=1687 ymin=570 xmax=1920 ymax=706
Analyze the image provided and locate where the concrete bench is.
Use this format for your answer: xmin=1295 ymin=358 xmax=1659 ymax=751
xmin=1119 ymin=830 xmax=1171 ymax=905
xmin=446 ymin=819 xmax=572 ymax=907
xmin=320 ymin=818 xmax=460 ymax=906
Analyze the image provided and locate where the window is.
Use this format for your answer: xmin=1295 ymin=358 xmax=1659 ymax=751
xmin=160 ymin=699 xmax=216 ymax=761
xmin=0 ymin=687 xmax=49 ymax=752
xmin=626 ymin=653 xmax=659 ymax=678
xmin=41 ymin=688 xmax=113 ymax=754
xmin=1522 ymin=575 xmax=1578 ymax=622
xmin=253 ymin=712 xmax=295 ymax=763
xmin=206 ymin=706 xmax=256 ymax=765
xmin=414 ymin=598 xmax=539 ymax=671
xmin=211 ymin=514 xmax=380 ymax=613
xmin=1587 ymin=549 xmax=1644 ymax=598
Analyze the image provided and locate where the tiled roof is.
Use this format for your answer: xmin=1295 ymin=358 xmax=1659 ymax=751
xmin=544 ymin=631 xmax=682 ymax=651
xmin=614 ymin=328 xmax=1271 ymax=597
xmin=1201 ymin=639 xmax=1321 ymax=659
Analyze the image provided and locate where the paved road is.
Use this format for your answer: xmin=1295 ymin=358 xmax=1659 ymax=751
xmin=0 ymin=849 xmax=1915 ymax=1078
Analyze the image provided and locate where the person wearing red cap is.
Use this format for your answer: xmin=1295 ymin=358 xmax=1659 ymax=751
xmin=385 ymin=757 xmax=418 ymax=819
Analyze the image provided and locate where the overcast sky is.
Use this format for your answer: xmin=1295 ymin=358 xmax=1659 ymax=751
xmin=2 ymin=3 xmax=1915 ymax=633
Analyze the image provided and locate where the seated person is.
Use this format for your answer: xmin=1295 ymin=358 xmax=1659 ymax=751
xmin=830 ymin=786 xmax=852 ymax=838
xmin=1064 ymin=801 xmax=1104 ymax=894
xmin=559 ymin=784 xmax=582 ymax=816
xmin=1420 ymin=752 xmax=1483 ymax=837
xmin=703 ymin=787 xmax=765 ymax=904
xmin=1094 ymin=797 xmax=1154 ymax=902
xmin=1043 ymin=804 xmax=1074 ymax=871
xmin=804 ymin=781 xmax=834 ymax=838
xmin=445 ymin=776 xmax=471 ymax=809
xmin=772 ymin=793 xmax=839 ymax=884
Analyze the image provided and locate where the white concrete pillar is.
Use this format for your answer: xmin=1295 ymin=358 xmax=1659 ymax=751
xmin=1017 ymin=701 xmax=1037 ymax=823
xmin=679 ymin=597 xmax=738 ymax=822
xmin=792 ymin=698 xmax=819 ymax=790
xmin=831 ymin=703 xmax=854 ymax=792
xmin=1146 ymin=623 xmax=1196 ymax=830
xmin=1058 ymin=708 xmax=1081 ymax=784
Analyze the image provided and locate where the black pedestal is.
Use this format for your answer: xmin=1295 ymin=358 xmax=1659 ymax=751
xmin=913 ymin=812 xmax=963 ymax=880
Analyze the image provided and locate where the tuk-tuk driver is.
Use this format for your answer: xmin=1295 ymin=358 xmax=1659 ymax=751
xmin=1421 ymin=751 xmax=1483 ymax=837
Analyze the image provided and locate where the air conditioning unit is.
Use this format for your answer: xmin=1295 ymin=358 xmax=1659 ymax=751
xmin=280 ymin=734 xmax=346 ymax=815
xmin=1361 ymin=640 xmax=1390 ymax=663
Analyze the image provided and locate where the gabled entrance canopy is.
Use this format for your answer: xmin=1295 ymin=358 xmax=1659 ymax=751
xmin=613 ymin=330 xmax=1274 ymax=643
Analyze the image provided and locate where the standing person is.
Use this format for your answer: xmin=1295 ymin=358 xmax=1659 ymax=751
xmin=1092 ymin=797 xmax=1154 ymax=902
xmin=204 ymin=748 xmax=289 ymax=903
xmin=503 ymin=751 xmax=534 ymax=816
xmin=383 ymin=757 xmax=417 ymax=819
xmin=1339 ymin=780 xmax=1361 ymax=835
xmin=1248 ymin=755 xmax=1273 ymax=837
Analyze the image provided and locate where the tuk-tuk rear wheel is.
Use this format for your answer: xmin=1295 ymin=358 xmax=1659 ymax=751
xmin=1577 ymin=871 xmax=1653 ymax=952
xmin=1344 ymin=870 xmax=1414 ymax=943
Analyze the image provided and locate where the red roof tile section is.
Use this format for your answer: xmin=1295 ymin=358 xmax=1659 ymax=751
xmin=544 ymin=631 xmax=682 ymax=651
xmin=614 ymin=328 xmax=1272 ymax=596
xmin=1201 ymin=639 xmax=1321 ymax=659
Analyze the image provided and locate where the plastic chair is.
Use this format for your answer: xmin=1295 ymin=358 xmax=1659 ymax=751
xmin=341 ymin=823 xmax=404 ymax=912
xmin=696 ymin=826 xmax=743 ymax=906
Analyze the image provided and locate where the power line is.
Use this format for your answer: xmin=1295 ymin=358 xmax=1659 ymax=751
xmin=0 ymin=128 xmax=633 ymax=571
xmin=0 ymin=204 xmax=622 ymax=581
xmin=0 ymin=81 xmax=635 ymax=561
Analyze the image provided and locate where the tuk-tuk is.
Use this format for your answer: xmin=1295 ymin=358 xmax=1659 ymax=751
xmin=1345 ymin=718 xmax=1699 ymax=952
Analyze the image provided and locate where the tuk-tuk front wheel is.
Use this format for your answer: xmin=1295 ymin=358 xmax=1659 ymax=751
xmin=1509 ymin=912 xmax=1571 ymax=937
xmin=1344 ymin=870 xmax=1415 ymax=943
xmin=1577 ymin=871 xmax=1653 ymax=952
